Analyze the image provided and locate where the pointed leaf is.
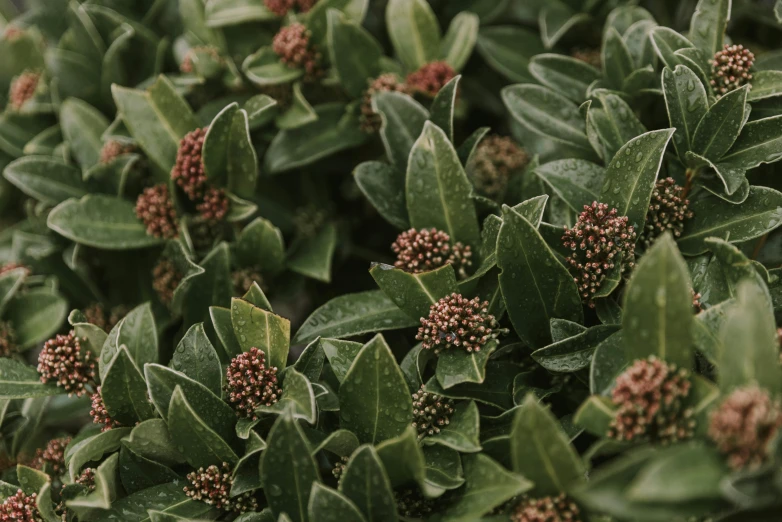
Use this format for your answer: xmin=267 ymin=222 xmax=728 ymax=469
xmin=339 ymin=445 xmax=397 ymax=522
xmin=663 ymin=65 xmax=709 ymax=160
xmin=691 ymin=85 xmax=748 ymax=161
xmin=370 ymin=263 xmax=458 ymax=320
xmin=308 ymin=483 xmax=366 ymax=522
xmin=231 ymin=297 xmax=290 ymax=370
xmin=385 ymin=0 xmax=440 ymax=70
xmin=173 ymin=323 xmax=221 ymax=396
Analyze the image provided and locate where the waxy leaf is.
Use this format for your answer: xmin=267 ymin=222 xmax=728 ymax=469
xmin=688 ymin=0 xmax=731 ymax=57
xmin=202 ymin=103 xmax=258 ymax=198
xmin=600 ymin=129 xmax=675 ymax=230
xmin=100 ymin=303 xmax=158 ymax=381
xmin=718 ymin=114 xmax=782 ymax=172
xmin=406 ymin=121 xmax=480 ymax=248
xmin=663 ymin=65 xmax=709 ymax=160
xmin=172 ymin=324 xmax=221 ymax=396
xmin=510 ymin=395 xmax=585 ymax=496
xmin=746 ymin=70 xmax=782 ymax=102
xmin=339 ymin=335 xmax=413 ymax=444
xmin=287 ymin=223 xmax=338 ymax=283
xmin=376 ymin=426 xmax=425 ymax=489
xmin=423 ymin=400 xmax=481 ymax=452
xmin=651 ymin=27 xmax=695 ymax=69
xmin=603 ymin=28 xmax=634 ymax=90
xmin=102 ymin=347 xmax=156 ymax=426
xmin=0 ymin=358 xmax=60 ymax=399
xmin=6 ymin=290 xmax=67 ymax=350
xmin=293 ymin=290 xmax=418 ymax=345
xmin=261 ymin=410 xmax=321 ymax=522
xmin=354 ymin=161 xmax=409 ymax=229
xmin=242 ymin=48 xmax=303 ymax=86
xmin=308 ymin=483 xmax=366 ymax=522
xmin=440 ymin=12 xmax=478 ymax=71
xmin=386 ymin=0 xmax=440 ymax=70
xmin=256 ymin=368 xmax=316 ymax=424
xmin=497 ymin=205 xmax=583 ymax=349
xmin=532 ymin=324 xmax=621 ymax=373
xmin=328 ymin=10 xmax=382 ymax=98
xmin=539 ymin=3 xmax=588 ymax=49
xmin=678 ymin=187 xmax=782 ymax=255
xmin=370 ymin=263 xmax=457 ymax=320
xmin=691 ymin=85 xmax=748 ymax=161
xmin=235 ymin=217 xmax=286 ymax=276
xmin=339 ymin=445 xmax=397 ymax=522
xmin=534 ymin=159 xmax=605 ymax=212
xmin=589 ymin=94 xmax=647 ymax=162
xmin=372 ymin=91 xmax=429 ymax=172
xmin=529 ymin=54 xmax=600 ymax=103
xmin=60 ymin=98 xmax=108 ymax=170
xmin=4 ymin=156 xmax=87 ymax=205
xmin=435 ymin=340 xmax=496 ymax=389
xmin=99 ymin=480 xmax=212 ymax=521
xmin=48 ymin=195 xmax=164 ymax=250
xmin=429 ymin=76 xmax=460 ymax=143
xmin=231 ymin=297 xmax=290 ymax=370
xmin=475 ymin=26 xmax=543 ymax=83
xmin=622 ymin=234 xmax=693 ymax=367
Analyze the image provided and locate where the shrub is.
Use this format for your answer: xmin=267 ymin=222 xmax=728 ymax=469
xmin=0 ymin=0 xmax=781 ymax=520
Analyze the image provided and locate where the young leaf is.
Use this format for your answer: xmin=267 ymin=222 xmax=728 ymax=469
xmin=372 ymin=91 xmax=429 ymax=172
xmin=429 ymin=75 xmax=460 ymax=142
xmin=339 ymin=445 xmax=397 ymax=522
xmin=307 ymin=483 xmax=366 ymax=522
xmin=688 ymin=0 xmax=731 ymax=57
xmin=339 ymin=335 xmax=413 ymax=444
xmin=327 ymin=10 xmax=382 ymax=98
xmin=102 ymin=347 xmax=157 ymax=426
xmin=231 ymin=297 xmax=290 ymax=370
xmin=662 ymin=65 xmax=709 ymax=160
xmin=261 ymin=409 xmax=321 ymax=522
xmin=60 ymin=98 xmax=109 ymax=170
xmin=497 ymin=205 xmax=583 ymax=349
xmin=5 ymin=290 xmax=67 ymax=350
xmin=422 ymin=400 xmax=481 ymax=453
xmin=370 ymin=263 xmax=458 ymax=320
xmin=435 ymin=340 xmax=496 ymax=389
xmin=385 ymin=0 xmax=441 ymax=71
xmin=0 ymin=358 xmax=60 ymax=399
xmin=528 ymin=54 xmax=600 ymax=103
xmin=406 ymin=121 xmax=481 ymax=248
xmin=353 ymin=161 xmax=409 ymax=229
xmin=475 ymin=26 xmax=544 ymax=83
xmin=534 ymin=159 xmax=605 ymax=212
xmin=440 ymin=12 xmax=478 ymax=71
xmin=603 ymin=28 xmax=634 ymax=90
xmin=532 ymin=325 xmax=621 ymax=373
xmin=256 ymin=368 xmax=316 ymax=424
xmin=691 ymin=85 xmax=748 ymax=161
xmin=718 ymin=114 xmax=782 ymax=172
xmin=590 ymin=94 xmax=647 ymax=162
xmin=172 ymin=324 xmax=222 ymax=396
xmin=622 ymin=234 xmax=694 ymax=368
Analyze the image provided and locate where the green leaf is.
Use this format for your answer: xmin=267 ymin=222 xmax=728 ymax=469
xmin=435 ymin=341 xmax=496 ymax=389
xmin=423 ymin=401 xmax=481 ymax=452
xmin=678 ymin=187 xmax=782 ymax=255
xmin=502 ymin=84 xmax=597 ymax=161
xmin=651 ymin=27 xmax=695 ymax=69
xmin=422 ymin=445 xmax=464 ymax=494
xmin=256 ymin=368 xmax=316 ymax=424
xmin=497 ymin=205 xmax=582 ymax=349
xmin=306 ymin=0 xmax=369 ymax=49
xmin=287 ymin=223 xmax=338 ymax=283
xmin=265 ymin=104 xmax=367 ymax=173
xmin=540 ymin=2 xmax=589 ymax=49
xmin=574 ymin=395 xmax=616 ymax=437
xmin=385 ymin=0 xmax=440 ymax=70
xmin=510 ymin=395 xmax=585 ymax=496
xmin=60 ymin=98 xmax=109 ymax=170
xmin=663 ymin=65 xmax=709 ymax=160
xmin=182 ymin=242 xmax=232 ymax=327
xmin=0 ymin=268 xmax=25 ymax=316
xmin=66 ymin=428 xmax=132 ymax=482
xmin=231 ymin=297 xmax=290 ymax=370
xmin=328 ymin=10 xmax=382 ymax=98
xmin=48 ymin=195 xmax=165 ymax=250
xmin=429 ymin=76 xmax=460 ymax=142
xmin=440 ymin=12 xmax=478 ymax=71
xmin=0 ymin=358 xmax=60 ymax=399
xmin=245 ymin=95 xmax=279 ymax=130
xmin=172 ymin=323 xmax=221 ymax=396
xmin=532 ymin=325 xmax=621 ymax=373
xmin=589 ymin=94 xmax=647 ymax=163
xmin=688 ymin=0 xmax=731 ymax=57
xmin=101 ymin=348 xmax=157 ymax=426
xmin=5 ymin=290 xmax=67 ymax=350
xmin=438 ymin=454 xmax=533 ymax=522
xmin=353 ymin=161 xmax=409 ymax=229
xmin=603 ymin=28 xmax=635 ymax=90
xmin=236 ymin=218 xmax=286 ymax=275
xmin=534 ymin=159 xmax=604 ymax=212
xmin=599 ymin=129 xmax=675 ymax=230
xmin=97 ymin=480 xmax=212 ymax=521
xmin=339 ymin=335 xmax=413 ymax=444
xmin=339 ymin=445 xmax=397 ymax=522
xmin=375 ymin=426 xmax=425 ymax=489
xmin=370 ymin=263 xmax=458 ymax=320
xmin=529 ymin=53 xmax=600 ymax=103
xmin=124 ymin=419 xmax=186 ymax=467
xmin=718 ymin=114 xmax=782 ymax=172
xmin=112 ymin=76 xmax=199 ymax=176
xmin=202 ymin=103 xmax=258 ymax=198
xmin=719 ymin=280 xmax=781 ymax=394
xmin=168 ymin=386 xmax=239 ymax=468
xmin=243 ymin=47 xmax=303 ymax=87
xmin=204 ymin=0 xmax=275 ymax=27
xmin=373 ymin=91 xmax=429 ymax=171
xmin=622 ymin=234 xmax=693 ymax=367
xmin=308 ymin=483 xmax=366 ymax=522
xmin=100 ymin=303 xmax=158 ymax=381
xmin=262 ymin=409 xmax=321 ymax=522
xmin=293 ymin=290 xmax=418 ymax=345
xmin=321 ymin=338 xmax=363 ymax=383
xmin=691 ymin=85 xmax=748 ymax=161
xmin=746 ymin=70 xmax=782 ymax=102
xmin=67 ymin=452 xmax=119 ymax=510
xmin=406 ymin=122 xmax=480 ymax=248
xmin=293 ymin=339 xmax=326 ymax=383
xmin=475 ymin=26 xmax=544 ymax=83
xmin=11 ymin=143 xmax=68 ymax=194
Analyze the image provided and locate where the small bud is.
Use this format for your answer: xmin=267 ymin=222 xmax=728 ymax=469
xmin=331 ymin=455 xmax=349 ymax=482
xmin=360 ymin=74 xmax=411 ymax=133
xmin=8 ymin=71 xmax=40 ymax=110
xmin=172 ymin=128 xmax=208 ymax=200
xmin=608 ymin=356 xmax=695 ymax=445
xmin=75 ymin=468 xmax=96 ymax=491
xmin=293 ymin=205 xmax=328 ymax=238
xmin=416 ymin=293 xmax=506 ymax=354
xmin=406 ymin=61 xmax=456 ymax=97
xmin=135 ymin=184 xmax=178 ymax=239
xmin=196 ymin=187 xmax=230 ymax=223
xmin=562 ymin=202 xmax=636 ymax=307
xmin=180 ymin=46 xmax=222 ymax=74
xmin=272 ymin=23 xmax=322 ymax=80
xmin=225 ymin=348 xmax=282 ymax=420
xmin=467 ymin=135 xmax=529 ymax=200
xmin=709 ymin=385 xmax=782 ymax=471
xmin=99 ymin=140 xmax=135 ymax=164
xmin=152 ymin=258 xmax=183 ymax=307
xmin=264 ymin=0 xmax=317 ymax=16
xmin=692 ymin=290 xmax=703 ymax=314
xmin=640 ymin=178 xmax=693 ymax=250
xmin=0 ymin=490 xmax=42 ymax=521
xmin=571 ymin=47 xmax=602 ymax=68
xmin=392 ymin=228 xmax=472 ymax=278
xmin=184 ymin=462 xmax=258 ymax=513
xmin=90 ymin=387 xmax=123 ymax=432
xmin=0 ymin=263 xmax=29 ymax=276
xmin=83 ymin=303 xmax=127 ymax=333
xmin=232 ymin=266 xmax=265 ymax=296
xmin=411 ymin=385 xmax=455 ymax=440
xmin=711 ymin=44 xmax=754 ymax=97
xmin=37 ymin=332 xmax=95 ymax=397
xmin=395 ymin=487 xmax=438 ymax=518
xmin=511 ymin=493 xmax=582 ymax=522
xmin=0 ymin=321 xmax=17 ymax=358
xmin=33 ymin=437 xmax=71 ymax=475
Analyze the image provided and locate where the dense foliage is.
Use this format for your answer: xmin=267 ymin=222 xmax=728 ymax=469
xmin=1 ymin=0 xmax=782 ymax=520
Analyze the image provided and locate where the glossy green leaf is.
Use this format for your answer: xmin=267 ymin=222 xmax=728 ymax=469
xmin=172 ymin=323 xmax=221 ymax=396
xmin=256 ymin=368 xmax=316 ymax=423
xmin=718 ymin=114 xmax=782 ymax=172
xmin=67 ymin=452 xmax=119 ymax=510
xmin=308 ymin=483 xmax=366 ymax=522
xmin=112 ymin=76 xmax=199 ymax=176
xmin=534 ymin=159 xmax=604 ymax=212
xmin=236 ymin=217 xmax=286 ymax=275
xmin=746 ymin=70 xmax=782 ymax=102
xmin=589 ymin=94 xmax=647 ymax=163
xmin=497 ymin=205 xmax=582 ymax=349
xmin=339 ymin=335 xmax=413 ymax=444
xmin=102 ymin=348 xmax=156 ymax=426
xmin=678 ymin=187 xmax=782 ymax=255
xmin=168 ymin=386 xmax=239 ymax=468
xmin=539 ymin=3 xmax=588 ymax=49
xmin=475 ymin=26 xmax=544 ymax=83
xmin=574 ymin=395 xmax=616 ymax=437
xmin=370 ymin=263 xmax=457 ymax=320
xmin=691 ymin=85 xmax=748 ymax=162
xmin=339 ymin=445 xmax=397 ymax=522
xmin=231 ymin=297 xmax=290 ymax=370
xmin=60 ymin=98 xmax=109 ymax=170
xmin=242 ymin=48 xmax=303 ymax=87
xmin=182 ymin=242 xmax=232 ymax=327
xmin=406 ymin=122 xmax=480 ymax=248
xmin=440 ymin=12 xmax=478 ymax=71
xmin=48 ymin=195 xmax=164 ymax=250
xmin=204 ymin=0 xmax=275 ymax=27
xmin=124 ymin=419 xmax=186 ymax=467
xmin=261 ymin=409 xmax=321 ymax=522
xmin=429 ymin=76 xmax=459 ymax=142
xmin=435 ymin=341 xmax=496 ymax=389
xmin=375 ymin=426 xmax=425 ymax=489
xmin=293 ymin=290 xmax=418 ymax=345
xmin=66 ymin=428 xmax=132 ymax=482
xmin=98 ymin=480 xmax=212 ymax=521
xmin=287 ymin=223 xmax=338 ymax=283
xmin=100 ymin=302 xmax=158 ymax=381
xmin=372 ymin=91 xmax=429 ymax=171
xmin=353 ymin=161 xmax=408 ymax=229
xmin=663 ymin=65 xmax=709 ymax=160
xmin=599 ymin=129 xmax=675 ymax=229
xmin=320 ymin=338 xmax=363 ymax=383
xmin=328 ymin=10 xmax=382 ymax=98
xmin=510 ymin=395 xmax=585 ymax=496
xmin=603 ymin=28 xmax=634 ymax=90
xmin=529 ymin=53 xmax=600 ymax=103
xmin=5 ymin=290 xmax=67 ymax=350
xmin=532 ymin=325 xmax=620 ymax=373
xmin=386 ymin=0 xmax=440 ymax=70
xmin=202 ymin=103 xmax=258 ymax=197
xmin=651 ymin=27 xmax=695 ymax=69
xmin=4 ymin=156 xmax=88 ymax=205
xmin=423 ymin=400 xmax=481 ymax=452
xmin=688 ymin=0 xmax=731 ymax=57
xmin=0 ymin=358 xmax=60 ymax=399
